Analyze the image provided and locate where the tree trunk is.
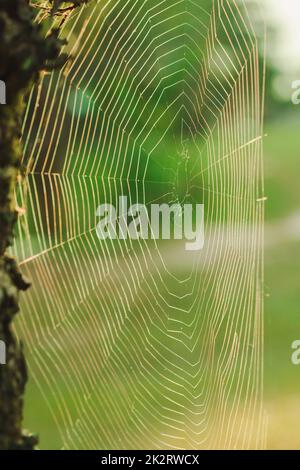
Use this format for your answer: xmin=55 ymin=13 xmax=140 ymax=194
xmin=0 ymin=0 xmax=89 ymax=449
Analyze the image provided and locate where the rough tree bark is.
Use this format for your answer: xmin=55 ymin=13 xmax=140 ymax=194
xmin=0 ymin=0 xmax=90 ymax=450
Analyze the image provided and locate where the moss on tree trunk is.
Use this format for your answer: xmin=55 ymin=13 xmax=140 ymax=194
xmin=0 ymin=0 xmax=90 ymax=449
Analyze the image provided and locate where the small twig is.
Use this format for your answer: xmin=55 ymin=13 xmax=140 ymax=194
xmin=30 ymin=4 xmax=77 ymax=16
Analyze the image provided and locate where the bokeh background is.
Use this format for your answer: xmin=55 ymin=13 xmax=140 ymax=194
xmin=13 ymin=0 xmax=300 ymax=449
xmin=262 ymin=0 xmax=300 ymax=450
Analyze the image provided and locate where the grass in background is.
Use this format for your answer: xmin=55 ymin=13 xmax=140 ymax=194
xmin=264 ymin=117 xmax=300 ymax=449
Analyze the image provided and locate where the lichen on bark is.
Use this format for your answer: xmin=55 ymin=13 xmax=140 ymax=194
xmin=0 ymin=0 xmax=90 ymax=450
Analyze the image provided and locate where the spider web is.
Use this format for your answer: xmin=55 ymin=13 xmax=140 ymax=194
xmin=12 ymin=0 xmax=265 ymax=449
